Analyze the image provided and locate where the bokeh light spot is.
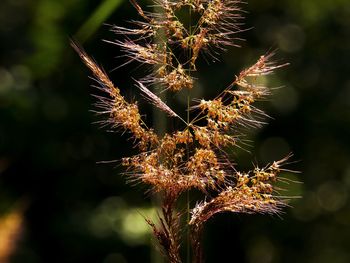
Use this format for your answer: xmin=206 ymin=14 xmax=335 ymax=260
xmin=247 ymin=237 xmax=277 ymax=263
xmin=270 ymin=86 xmax=299 ymax=114
xmin=277 ymin=24 xmax=305 ymax=53
xmin=317 ymin=181 xmax=347 ymax=212
xmin=0 ymin=68 xmax=14 ymax=94
xmin=88 ymin=197 xmax=157 ymax=246
xmin=11 ymin=65 xmax=31 ymax=90
xmin=293 ymin=191 xmax=321 ymax=221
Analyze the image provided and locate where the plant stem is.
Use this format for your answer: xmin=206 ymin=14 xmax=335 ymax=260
xmin=187 ymin=4 xmax=192 ymax=262
xmin=186 ymin=92 xmax=191 ymax=263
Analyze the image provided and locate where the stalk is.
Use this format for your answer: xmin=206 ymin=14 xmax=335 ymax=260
xmin=186 ymin=93 xmax=191 ymax=263
xmin=187 ymin=5 xmax=192 ymax=262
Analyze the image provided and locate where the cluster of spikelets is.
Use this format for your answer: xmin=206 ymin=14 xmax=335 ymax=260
xmin=72 ymin=0 xmax=294 ymax=262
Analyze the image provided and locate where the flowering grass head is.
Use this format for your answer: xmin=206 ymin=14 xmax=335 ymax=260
xmin=72 ymin=0 xmax=296 ymax=262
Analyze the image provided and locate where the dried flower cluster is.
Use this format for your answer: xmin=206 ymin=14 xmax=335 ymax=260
xmin=73 ymin=0 xmax=295 ymax=262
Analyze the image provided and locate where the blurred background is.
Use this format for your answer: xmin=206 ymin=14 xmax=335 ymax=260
xmin=1 ymin=0 xmax=350 ymax=262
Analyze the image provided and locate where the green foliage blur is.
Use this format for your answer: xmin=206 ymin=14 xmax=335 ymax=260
xmin=0 ymin=0 xmax=349 ymax=262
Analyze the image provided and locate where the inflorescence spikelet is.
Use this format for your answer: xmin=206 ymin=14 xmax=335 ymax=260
xmin=72 ymin=1 xmax=297 ymax=262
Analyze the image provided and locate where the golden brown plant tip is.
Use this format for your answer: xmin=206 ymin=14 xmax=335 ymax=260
xmin=73 ymin=1 xmax=297 ymax=262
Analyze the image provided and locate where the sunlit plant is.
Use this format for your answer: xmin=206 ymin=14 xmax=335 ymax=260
xmin=72 ymin=0 xmax=295 ymax=262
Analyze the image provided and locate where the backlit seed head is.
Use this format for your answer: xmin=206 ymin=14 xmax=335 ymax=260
xmin=73 ymin=1 xmax=296 ymax=262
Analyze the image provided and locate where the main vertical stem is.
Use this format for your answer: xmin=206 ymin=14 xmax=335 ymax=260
xmin=186 ymin=5 xmax=192 ymax=262
xmin=186 ymin=94 xmax=191 ymax=263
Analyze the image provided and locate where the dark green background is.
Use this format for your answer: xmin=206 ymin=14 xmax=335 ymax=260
xmin=1 ymin=0 xmax=350 ymax=262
